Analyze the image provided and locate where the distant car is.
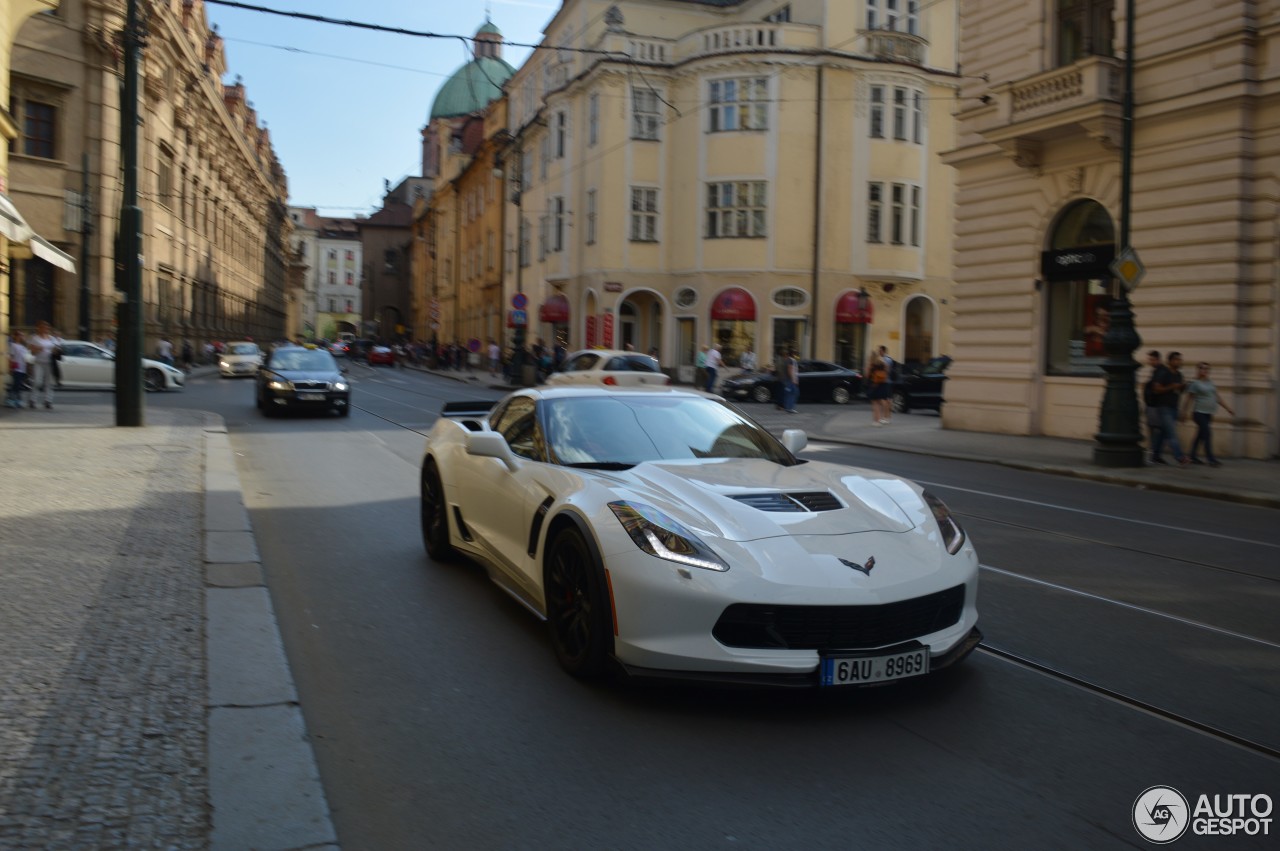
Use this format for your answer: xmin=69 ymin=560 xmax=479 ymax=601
xmin=328 ymin=341 xmax=350 ymax=357
xmin=893 ymin=356 xmax=952 ymax=414
xmin=544 ymin=349 xmax=670 ymax=387
xmin=57 ymin=340 xmax=185 ymax=392
xmin=219 ymin=341 xmax=264 ymax=378
xmin=256 ymin=345 xmax=351 ymax=417
xmin=367 ymin=345 xmax=396 ymax=366
xmin=720 ymin=360 xmax=863 ymax=405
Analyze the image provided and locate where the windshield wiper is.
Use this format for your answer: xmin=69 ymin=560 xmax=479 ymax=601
xmin=564 ymin=462 xmax=636 ymax=470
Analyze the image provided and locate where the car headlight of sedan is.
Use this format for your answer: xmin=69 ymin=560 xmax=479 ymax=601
xmin=608 ymin=501 xmax=728 ymax=572
xmin=332 ymin=381 xmax=349 ymax=392
xmin=267 ymin=378 xmax=293 ymax=391
xmin=922 ymin=490 xmax=965 ymax=554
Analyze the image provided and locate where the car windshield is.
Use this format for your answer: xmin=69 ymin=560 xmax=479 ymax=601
xmin=228 ymin=343 xmax=259 ymax=355
xmin=270 ymin=350 xmax=336 ymax=371
xmin=542 ymin=395 xmax=796 ymax=467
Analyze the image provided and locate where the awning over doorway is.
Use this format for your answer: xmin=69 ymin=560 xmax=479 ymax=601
xmin=710 ymin=287 xmax=755 ymax=321
xmin=835 ymin=290 xmax=873 ymax=323
xmin=539 ymin=293 xmax=570 ymax=323
xmin=0 ymin=193 xmax=77 ymax=272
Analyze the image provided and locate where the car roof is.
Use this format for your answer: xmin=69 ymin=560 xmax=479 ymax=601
xmin=564 ymin=349 xmax=656 ymax=359
xmin=514 ymin=385 xmax=713 ymax=402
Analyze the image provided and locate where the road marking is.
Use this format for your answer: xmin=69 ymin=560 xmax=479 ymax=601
xmin=980 ymin=564 xmax=1280 ymax=650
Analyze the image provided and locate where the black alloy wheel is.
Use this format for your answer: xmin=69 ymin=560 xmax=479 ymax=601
xmin=420 ymin=459 xmax=454 ymax=561
xmin=751 ymin=384 xmax=773 ymax=404
xmin=144 ymin=368 xmax=164 ymax=392
xmin=832 ymin=385 xmax=851 ymax=405
xmin=544 ymin=526 xmax=611 ymax=678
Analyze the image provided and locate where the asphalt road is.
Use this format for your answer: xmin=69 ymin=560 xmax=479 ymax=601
xmin=151 ymin=364 xmax=1279 ymax=850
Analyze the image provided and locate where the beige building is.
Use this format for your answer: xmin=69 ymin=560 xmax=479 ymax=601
xmin=946 ymin=0 xmax=1279 ymax=459
xmin=500 ymin=0 xmax=958 ymax=380
xmin=7 ymin=0 xmax=289 ymax=356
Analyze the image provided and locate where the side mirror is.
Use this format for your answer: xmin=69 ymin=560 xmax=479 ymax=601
xmin=780 ymin=429 xmax=807 ymax=454
xmin=466 ymin=431 xmax=519 ymax=472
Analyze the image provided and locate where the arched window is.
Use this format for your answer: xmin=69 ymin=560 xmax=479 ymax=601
xmin=1041 ymin=200 xmax=1115 ymax=376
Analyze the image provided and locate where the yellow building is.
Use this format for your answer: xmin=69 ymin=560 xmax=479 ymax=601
xmin=945 ymin=0 xmax=1279 ymax=459
xmin=7 ymin=0 xmax=289 ymax=357
xmin=501 ymin=0 xmax=958 ymax=379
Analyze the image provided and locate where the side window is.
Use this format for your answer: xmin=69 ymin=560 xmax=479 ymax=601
xmin=605 ymin=357 xmax=629 ymax=372
xmin=492 ymin=397 xmax=544 ymax=461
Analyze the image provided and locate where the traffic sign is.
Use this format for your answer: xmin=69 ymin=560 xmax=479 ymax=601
xmin=508 ymin=309 xmax=528 ymax=327
xmin=1110 ymin=247 xmax=1145 ymax=292
xmin=512 ymin=293 xmax=528 ymax=310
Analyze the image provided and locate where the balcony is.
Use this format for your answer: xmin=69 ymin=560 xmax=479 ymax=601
xmin=979 ymin=56 xmax=1124 ymax=169
xmin=593 ymin=23 xmax=819 ymax=66
xmin=861 ymin=29 xmax=928 ymax=66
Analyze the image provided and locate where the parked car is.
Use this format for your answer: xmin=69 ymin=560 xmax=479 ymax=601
xmin=893 ymin=356 xmax=952 ymax=414
xmin=543 ymin=349 xmax=670 ymax=387
xmin=419 ymin=385 xmax=981 ymax=685
xmin=57 ymin=341 xmax=186 ymax=392
xmin=367 ymin=345 xmax=396 ymax=366
xmin=256 ymin=345 xmax=351 ymax=417
xmin=720 ymin=359 xmax=863 ymax=404
xmin=218 ymin=341 xmax=264 ymax=378
xmin=328 ymin=341 xmax=350 ymax=357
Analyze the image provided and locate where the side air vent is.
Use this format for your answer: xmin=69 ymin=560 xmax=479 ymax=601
xmin=729 ymin=491 xmax=844 ymax=513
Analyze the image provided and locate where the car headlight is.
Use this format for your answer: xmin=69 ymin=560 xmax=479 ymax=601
xmin=218 ymin=360 xmax=229 ymax=368
xmin=608 ymin=501 xmax=728 ymax=572
xmin=922 ymin=490 xmax=965 ymax=554
xmin=332 ymin=381 xmax=349 ymax=392
xmin=267 ymin=379 xmax=292 ymax=391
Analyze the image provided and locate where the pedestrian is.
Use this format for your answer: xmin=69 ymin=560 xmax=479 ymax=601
xmin=867 ymin=352 xmax=892 ymax=425
xmin=738 ymin=345 xmax=757 ymax=373
xmin=6 ymin=331 xmax=30 ymax=409
xmin=1149 ymin=350 xmax=1190 ymax=465
xmin=1142 ymin=350 xmax=1164 ymax=453
xmin=203 ymin=341 xmax=215 ymax=364
xmin=695 ymin=345 xmax=708 ymax=390
xmin=780 ymin=348 xmax=800 ymax=413
xmin=156 ymin=336 xmax=174 ymax=366
xmin=26 ymin=320 xmax=62 ymax=409
xmin=705 ymin=342 xmax=723 ymax=393
xmin=878 ymin=345 xmax=897 ymax=385
xmin=181 ymin=339 xmax=194 ymax=372
xmin=1182 ymin=361 xmax=1234 ymax=467
xmin=487 ymin=338 xmax=501 ymax=376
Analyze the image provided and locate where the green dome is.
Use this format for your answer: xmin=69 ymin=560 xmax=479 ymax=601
xmin=429 ymin=56 xmax=515 ymax=120
xmin=477 ymin=20 xmax=502 ymax=36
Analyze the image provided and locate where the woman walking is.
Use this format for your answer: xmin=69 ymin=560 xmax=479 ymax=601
xmin=866 ymin=353 xmax=891 ymax=425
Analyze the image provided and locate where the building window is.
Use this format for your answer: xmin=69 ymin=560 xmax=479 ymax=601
xmin=345 ymin=249 xmax=354 ymax=261
xmin=555 ymin=111 xmax=567 ymax=158
xmin=706 ymin=181 xmax=766 ymax=238
xmin=708 ymin=77 xmax=768 ymax=132
xmin=157 ymin=148 xmax=174 ymax=209
xmin=16 ymin=100 xmax=57 ymax=159
xmin=487 ymin=230 xmax=495 ymax=270
xmin=538 ymin=214 xmax=549 ymax=260
xmin=1056 ymin=0 xmax=1114 ymax=67
xmin=868 ymin=0 xmax=919 ymax=34
xmin=553 ymin=196 xmax=565 ymax=252
xmin=630 ymin=187 xmax=658 ymax=242
xmin=346 ymin=271 xmax=354 ymax=285
xmin=1044 ymin=200 xmax=1116 ymax=375
xmin=867 ymin=183 xmax=883 ymax=243
xmin=328 ymin=249 xmax=337 ymax=260
xmin=586 ymin=189 xmax=597 ymax=245
xmin=328 ymin=271 xmax=336 ymax=285
xmin=892 ymin=87 xmax=908 ymax=140
xmin=632 ymin=88 xmax=660 ymax=140
xmin=520 ymin=216 xmax=531 ymax=267
xmin=910 ymin=185 xmax=921 ymax=246
xmin=764 ymin=5 xmax=791 ymax=23
xmin=520 ymin=145 xmax=531 ymax=191
xmin=912 ymin=91 xmax=923 ymax=142
xmin=346 ymin=300 xmax=353 ymax=313
xmin=891 ymin=183 xmax=906 ymax=244
xmin=540 ymin=135 xmax=549 ymax=180
xmin=329 ymin=299 xmax=336 ymax=312
xmin=675 ymin=287 xmax=698 ymax=308
xmin=869 ymin=86 xmax=884 ymax=138
xmin=773 ymin=287 xmax=807 ymax=308
xmin=589 ymin=93 xmax=599 ymax=146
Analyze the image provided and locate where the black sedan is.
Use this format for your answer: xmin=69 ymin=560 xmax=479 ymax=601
xmin=720 ymin=360 xmax=863 ymax=405
xmin=893 ymin=355 xmax=951 ymax=413
xmin=256 ymin=345 xmax=351 ymax=417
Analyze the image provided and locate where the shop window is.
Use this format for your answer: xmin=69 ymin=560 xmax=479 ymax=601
xmin=1042 ymin=200 xmax=1115 ymax=376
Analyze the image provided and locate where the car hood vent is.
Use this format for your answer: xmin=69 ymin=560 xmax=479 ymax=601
xmin=730 ymin=491 xmax=843 ymax=512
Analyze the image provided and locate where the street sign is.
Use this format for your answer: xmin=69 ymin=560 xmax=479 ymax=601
xmin=1110 ymin=247 xmax=1145 ymax=292
xmin=512 ymin=293 xmax=528 ymax=310
xmin=508 ymin=309 xmax=528 ymax=327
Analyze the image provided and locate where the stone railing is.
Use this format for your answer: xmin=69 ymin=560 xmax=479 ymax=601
xmin=1006 ymin=56 xmax=1122 ymax=122
xmin=862 ymin=29 xmax=928 ymax=66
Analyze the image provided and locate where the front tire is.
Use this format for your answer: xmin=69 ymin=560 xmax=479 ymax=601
xmin=893 ymin=389 xmax=910 ymax=414
xmin=544 ymin=526 xmax=611 ymax=679
xmin=751 ymin=384 xmax=773 ymax=404
xmin=832 ymin=385 xmax=851 ymax=405
xmin=144 ymin=368 xmax=164 ymax=392
xmin=420 ymin=459 xmax=455 ymax=561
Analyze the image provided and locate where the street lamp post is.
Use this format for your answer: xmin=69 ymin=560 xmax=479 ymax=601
xmin=116 ymin=0 xmax=146 ymax=426
xmin=1092 ymin=0 xmax=1144 ymax=467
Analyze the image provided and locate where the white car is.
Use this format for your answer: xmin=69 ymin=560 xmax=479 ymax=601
xmin=57 ymin=341 xmax=185 ymax=392
xmin=419 ymin=386 xmax=981 ymax=686
xmin=544 ymin=349 xmax=670 ymax=387
xmin=219 ymin=341 xmax=264 ymax=377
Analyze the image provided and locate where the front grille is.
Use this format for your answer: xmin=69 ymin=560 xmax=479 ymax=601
xmin=712 ymin=585 xmax=965 ymax=650
xmin=292 ymin=380 xmax=330 ymax=391
xmin=729 ymin=491 xmax=843 ymax=512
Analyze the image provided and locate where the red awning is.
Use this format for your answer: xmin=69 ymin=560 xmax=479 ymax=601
xmin=710 ymin=287 xmax=756 ymax=321
xmin=539 ymin=293 xmax=570 ymax=323
xmin=836 ymin=290 xmax=873 ymax=324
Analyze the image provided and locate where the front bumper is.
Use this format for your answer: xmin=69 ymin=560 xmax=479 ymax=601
xmin=263 ymin=390 xmax=349 ymax=410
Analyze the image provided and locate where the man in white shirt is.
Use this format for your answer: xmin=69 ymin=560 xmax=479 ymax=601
xmin=27 ymin=320 xmax=62 ymax=409
xmin=705 ymin=344 xmax=724 ymax=392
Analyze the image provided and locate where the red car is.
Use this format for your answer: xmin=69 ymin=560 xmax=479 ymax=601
xmin=367 ymin=345 xmax=396 ymax=366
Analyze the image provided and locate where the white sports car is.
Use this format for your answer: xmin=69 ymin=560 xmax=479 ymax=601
xmin=420 ymin=386 xmax=981 ymax=687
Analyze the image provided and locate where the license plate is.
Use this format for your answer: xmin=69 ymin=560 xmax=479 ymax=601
xmin=298 ymin=392 xmax=324 ymax=401
xmin=820 ymin=645 xmax=929 ymax=686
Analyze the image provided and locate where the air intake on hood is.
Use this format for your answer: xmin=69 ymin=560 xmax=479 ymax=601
xmin=730 ymin=491 xmax=843 ymax=512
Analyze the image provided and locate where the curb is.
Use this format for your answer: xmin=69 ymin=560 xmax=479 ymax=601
xmin=202 ymin=419 xmax=338 ymax=850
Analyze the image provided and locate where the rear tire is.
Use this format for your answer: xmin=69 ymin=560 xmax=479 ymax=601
xmin=832 ymin=386 xmax=851 ymax=405
xmin=420 ymin=459 xmax=455 ymax=561
xmin=544 ymin=526 xmax=612 ymax=679
xmin=893 ymin=389 xmax=909 ymax=414
xmin=144 ymin=368 xmax=164 ymax=392
xmin=751 ymin=384 xmax=773 ymax=404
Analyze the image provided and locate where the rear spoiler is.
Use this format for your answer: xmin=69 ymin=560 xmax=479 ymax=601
xmin=440 ymin=400 xmax=496 ymax=417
